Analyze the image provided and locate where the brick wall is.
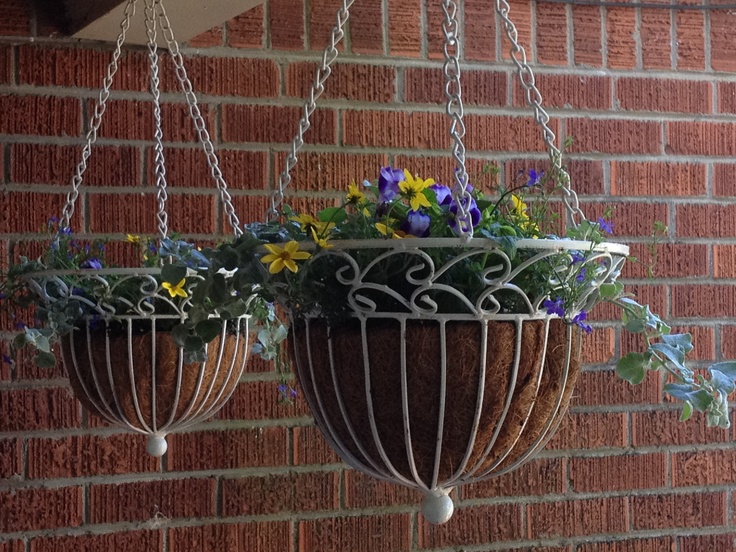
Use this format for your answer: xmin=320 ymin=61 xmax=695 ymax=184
xmin=1 ymin=0 xmax=735 ymax=550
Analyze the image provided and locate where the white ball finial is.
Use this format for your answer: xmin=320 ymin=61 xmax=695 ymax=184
xmin=422 ymin=491 xmax=454 ymax=524
xmin=146 ymin=434 xmax=168 ymax=457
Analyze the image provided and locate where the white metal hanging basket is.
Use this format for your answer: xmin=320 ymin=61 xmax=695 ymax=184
xmin=264 ymin=0 xmax=631 ymax=524
xmin=27 ymin=0 xmax=249 ymax=456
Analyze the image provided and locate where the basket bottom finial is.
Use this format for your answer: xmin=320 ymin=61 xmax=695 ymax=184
xmin=421 ymin=489 xmax=454 ymax=524
xmin=146 ymin=434 xmax=168 ymax=457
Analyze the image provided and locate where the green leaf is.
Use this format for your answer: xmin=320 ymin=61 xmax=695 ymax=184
xmin=35 ymin=351 xmax=57 ymax=368
xmin=598 ymin=282 xmax=623 ymax=299
xmin=624 ymin=317 xmax=647 ymax=334
xmin=708 ymin=361 xmax=736 ymax=380
xmin=161 ymin=263 xmax=187 ymax=285
xmin=221 ymin=298 xmax=248 ymax=319
xmin=318 ymin=207 xmax=347 ymax=224
xmin=649 ymin=343 xmax=686 ymax=370
xmin=664 ymin=383 xmax=713 ymax=411
xmin=184 ymin=335 xmax=205 ymax=354
xmin=195 ymin=319 xmax=222 ymax=343
xmin=679 ymin=401 xmax=693 ymax=422
xmin=616 ymin=352 xmax=648 ymax=385
xmin=710 ymin=368 xmax=736 ymax=395
xmin=661 ymin=333 xmax=694 ymax=354
xmin=34 ymin=335 xmax=51 ymax=353
xmin=13 ymin=333 xmax=27 ymax=350
xmin=171 ymin=323 xmax=190 ymax=348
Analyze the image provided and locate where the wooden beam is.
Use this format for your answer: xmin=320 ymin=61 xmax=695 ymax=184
xmin=62 ymin=0 xmax=265 ymax=46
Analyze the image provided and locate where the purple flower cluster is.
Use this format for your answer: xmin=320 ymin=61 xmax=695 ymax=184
xmin=543 ymin=297 xmax=592 ymax=333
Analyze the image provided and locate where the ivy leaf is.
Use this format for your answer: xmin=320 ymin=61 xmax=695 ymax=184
xmin=679 ymin=401 xmax=693 ymax=422
xmin=161 ymin=263 xmax=187 ymax=285
xmin=709 ymin=367 xmax=736 ymax=395
xmin=649 ymin=343 xmax=686 ymax=371
xmin=599 ymin=282 xmax=623 ymax=299
xmin=35 ymin=351 xmax=57 ymax=368
xmin=184 ymin=335 xmax=205 ymax=354
xmin=221 ymin=298 xmax=249 ymax=319
xmin=708 ymin=361 xmax=736 ymax=380
xmin=195 ymin=319 xmax=222 ymax=343
xmin=661 ymin=333 xmax=694 ymax=354
xmin=616 ymin=352 xmax=648 ymax=385
xmin=318 ymin=207 xmax=347 ymax=224
xmin=171 ymin=323 xmax=190 ymax=348
xmin=664 ymin=384 xmax=713 ymax=411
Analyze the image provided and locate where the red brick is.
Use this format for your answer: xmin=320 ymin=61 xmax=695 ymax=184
xmin=344 ymin=110 xmax=449 ymax=149
xmin=625 ymin=243 xmax=707 ymax=281
xmin=567 ymin=119 xmax=661 ymax=155
xmin=631 ymin=492 xmax=726 ymax=530
xmin=527 ymin=497 xmax=628 ymax=539
xmin=11 ymin=143 xmax=141 ymax=187
xmin=286 ymin=63 xmax=396 ymax=103
xmin=718 ymin=82 xmax=736 ymax=114
xmin=388 ymin=0 xmax=421 ymax=57
xmin=227 ymin=5 xmax=265 ymax=48
xmin=0 ymin=438 xmax=21 ymax=479
xmin=30 ymin=531 xmax=163 ymax=552
xmin=350 ymin=0 xmax=384 ymax=55
xmin=672 ymin=450 xmax=736 ymax=487
xmin=0 ymin=0 xmax=31 ymax=36
xmin=394 ymin=157 xmax=496 ymax=191
xmin=667 ymin=121 xmax=736 ymax=156
xmin=293 ymin=425 xmax=341 ymax=465
xmin=300 ymin=515 xmax=411 ymax=552
xmin=711 ymin=10 xmax=736 ymax=72
xmin=273 ymin=152 xmax=388 ymax=193
xmin=222 ymin=105 xmax=336 ymax=145
xmin=722 ymin=325 xmax=736 ymax=358
xmin=514 ymin=74 xmax=611 ymax=111
xmin=676 ymin=12 xmax=705 ymax=70
xmin=656 ymin=324 xmax=714 ymax=360
xmin=714 ymin=163 xmax=736 ymax=196
xmin=222 ymin=471 xmax=339 ymax=516
xmin=579 ymin=538 xmax=675 ymax=552
xmin=216 ymin=379 xmax=310 ymax=420
xmin=572 ymin=6 xmax=603 ymax=67
xmin=677 ymin=282 xmax=736 ymax=317
xmin=27 ymin=433 xmax=158 ymax=479
xmin=0 ymin=387 xmax=80 ymax=432
xmin=581 ymin=328 xmax=615 ymax=364
xmin=268 ymin=0 xmax=304 ymax=50
xmin=90 ymin=478 xmax=216 ymax=523
xmin=617 ymin=78 xmax=710 ymax=114
xmin=185 ymin=26 xmax=223 ymax=48
xmin=501 ymin=0 xmax=533 ymax=64
xmin=464 ymin=0 xmax=497 ymax=62
xmin=309 ymin=0 xmax=346 ymax=51
xmin=0 ymin=487 xmax=82 ymax=532
xmin=425 ymin=1 xmax=445 ymax=60
xmin=160 ymin=56 xmax=279 ymax=98
xmin=17 ymin=45 xmax=147 ymax=90
xmin=681 ymin=534 xmax=736 ymax=552
xmin=570 ymin=453 xmax=667 ymax=493
xmin=575 ymin=370 xmax=662 ymax=408
xmin=167 ymin=427 xmax=288 ymax=471
xmin=0 ymin=191 xmax=84 ymax=233
xmin=0 ymin=95 xmax=80 ymax=137
xmin=632 ymin=410 xmax=729 ymax=447
xmin=536 ymin=4 xmax=568 ymax=65
xmin=343 ymin=470 xmax=423 ymax=509
xmin=546 ymin=412 xmax=627 ymax=450
xmin=418 ymin=504 xmax=523 ymax=548
xmin=462 ymin=457 xmax=565 ymax=499
xmin=0 ymin=541 xmax=24 ymax=552
xmin=610 ymin=161 xmax=705 ymax=197
xmin=232 ymin=194 xmax=273 ymax=225
xmin=583 ymin=201 xmax=669 ymax=240
xmin=405 ymin=68 xmax=507 ymax=106
xmin=466 ymin=115 xmax=557 ymax=152
xmin=169 ymin=522 xmax=291 ymax=552
xmin=607 ymin=9 xmax=637 ymax=69
xmin=0 ymin=45 xmax=11 ymax=84
xmin=641 ymin=9 xmax=672 ymax=69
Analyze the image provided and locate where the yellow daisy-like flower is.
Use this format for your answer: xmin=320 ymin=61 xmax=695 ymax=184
xmin=290 ymin=213 xmax=320 ymax=234
xmin=375 ymin=222 xmax=404 ymax=239
xmin=261 ymin=241 xmax=311 ymax=274
xmin=311 ymin=228 xmax=333 ymax=249
xmin=162 ymin=278 xmax=187 ymax=298
xmin=399 ymin=169 xmax=434 ymax=211
xmin=346 ymin=181 xmax=366 ymax=205
xmin=510 ymin=195 xmax=529 ymax=219
xmin=126 ymin=234 xmax=141 ymax=244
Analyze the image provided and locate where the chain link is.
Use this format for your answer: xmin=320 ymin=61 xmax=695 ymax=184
xmin=145 ymin=0 xmax=169 ymax=240
xmin=265 ymin=0 xmax=355 ymax=222
xmin=494 ymin=0 xmax=586 ymax=227
xmin=59 ymin=0 xmax=137 ymax=231
xmin=156 ymin=1 xmax=242 ymax=237
xmin=441 ymin=0 xmax=473 ymax=239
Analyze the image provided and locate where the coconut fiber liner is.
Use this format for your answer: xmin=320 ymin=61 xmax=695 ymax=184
xmin=291 ymin=317 xmax=581 ymax=485
xmin=61 ymin=327 xmax=246 ymax=428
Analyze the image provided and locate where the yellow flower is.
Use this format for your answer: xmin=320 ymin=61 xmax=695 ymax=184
xmin=162 ymin=278 xmax=187 ymax=298
xmin=510 ymin=195 xmax=529 ymax=219
xmin=261 ymin=241 xmax=311 ymax=274
xmin=376 ymin=222 xmax=404 ymax=239
xmin=346 ymin=181 xmax=366 ymax=205
xmin=126 ymin=234 xmax=141 ymax=244
xmin=311 ymin=228 xmax=333 ymax=249
xmin=290 ymin=214 xmax=320 ymax=234
xmin=399 ymin=169 xmax=434 ymax=211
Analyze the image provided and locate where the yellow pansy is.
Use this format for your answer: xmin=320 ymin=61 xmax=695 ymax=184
xmin=162 ymin=278 xmax=187 ymax=298
xmin=375 ymin=222 xmax=404 ymax=239
xmin=260 ymin=241 xmax=312 ymax=274
xmin=290 ymin=213 xmax=320 ymax=234
xmin=126 ymin=234 xmax=141 ymax=244
xmin=399 ymin=169 xmax=434 ymax=211
xmin=311 ymin=228 xmax=333 ymax=249
xmin=510 ymin=195 xmax=529 ymax=219
xmin=346 ymin=181 xmax=366 ymax=205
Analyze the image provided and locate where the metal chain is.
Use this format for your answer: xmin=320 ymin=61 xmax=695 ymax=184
xmin=59 ymin=0 xmax=137 ymax=231
xmin=494 ymin=0 xmax=586 ymax=226
xmin=145 ymin=0 xmax=169 ymax=240
xmin=156 ymin=1 xmax=242 ymax=237
xmin=265 ymin=0 xmax=355 ymax=222
xmin=441 ymin=0 xmax=473 ymax=239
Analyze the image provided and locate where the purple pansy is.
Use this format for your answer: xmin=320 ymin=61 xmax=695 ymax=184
xmin=527 ymin=169 xmax=544 ymax=187
xmin=401 ymin=210 xmax=431 ymax=237
xmin=597 ymin=218 xmax=614 ymax=235
xmin=81 ymin=258 xmax=102 ymax=270
xmin=543 ymin=297 xmax=565 ymax=317
xmin=572 ymin=311 xmax=593 ymax=333
xmin=430 ymin=184 xmax=452 ymax=206
xmin=448 ymin=196 xmax=481 ymax=234
xmin=378 ymin=166 xmax=405 ymax=203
